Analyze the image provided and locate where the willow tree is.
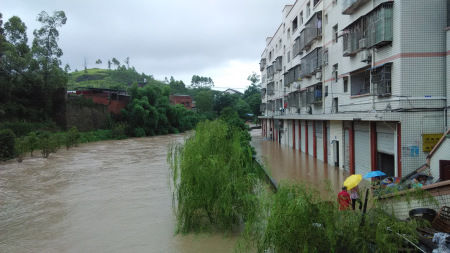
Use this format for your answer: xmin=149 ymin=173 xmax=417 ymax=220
xmin=168 ymin=120 xmax=261 ymax=233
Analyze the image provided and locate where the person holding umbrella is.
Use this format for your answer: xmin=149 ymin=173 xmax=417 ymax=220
xmin=350 ymin=185 xmax=362 ymax=210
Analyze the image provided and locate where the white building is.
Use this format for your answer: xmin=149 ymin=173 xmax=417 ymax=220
xmin=260 ymin=0 xmax=450 ymax=179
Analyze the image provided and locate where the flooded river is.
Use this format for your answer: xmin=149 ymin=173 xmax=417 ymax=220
xmin=0 ymin=134 xmax=236 ymax=253
xmin=0 ymin=130 xmax=347 ymax=252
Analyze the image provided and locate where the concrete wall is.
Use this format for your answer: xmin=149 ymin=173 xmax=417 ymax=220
xmin=66 ymin=102 xmax=109 ymax=132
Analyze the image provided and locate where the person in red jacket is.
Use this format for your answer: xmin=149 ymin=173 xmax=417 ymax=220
xmin=337 ymin=186 xmax=351 ymax=210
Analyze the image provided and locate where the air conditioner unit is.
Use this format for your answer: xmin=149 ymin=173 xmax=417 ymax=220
xmin=315 ymin=71 xmax=322 ymax=80
xmin=359 ymin=38 xmax=367 ymax=49
xmin=360 ymin=50 xmax=372 ymax=63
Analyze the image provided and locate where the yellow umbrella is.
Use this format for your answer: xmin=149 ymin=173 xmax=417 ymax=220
xmin=343 ymin=174 xmax=362 ymax=190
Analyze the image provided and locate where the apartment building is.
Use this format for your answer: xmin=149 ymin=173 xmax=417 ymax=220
xmin=260 ymin=0 xmax=450 ymax=179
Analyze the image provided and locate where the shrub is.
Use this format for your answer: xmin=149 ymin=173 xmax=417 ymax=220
xmin=24 ymin=132 xmax=39 ymax=156
xmin=241 ymin=183 xmax=420 ymax=253
xmin=40 ymin=132 xmax=59 ymax=158
xmin=112 ymin=123 xmax=127 ymax=139
xmin=134 ymin=127 xmax=146 ymax=137
xmin=168 ymin=120 xmax=261 ymax=233
xmin=0 ymin=129 xmax=16 ymax=160
xmin=14 ymin=138 xmax=27 ymax=162
xmin=65 ymin=126 xmax=80 ymax=149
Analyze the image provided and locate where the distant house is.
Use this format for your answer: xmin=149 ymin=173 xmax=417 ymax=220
xmin=74 ymin=88 xmax=130 ymax=114
xmin=223 ymin=88 xmax=243 ymax=95
xmin=169 ymin=95 xmax=193 ymax=110
xmin=427 ymin=129 xmax=450 ymax=182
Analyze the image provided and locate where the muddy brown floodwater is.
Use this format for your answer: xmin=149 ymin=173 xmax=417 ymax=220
xmin=250 ymin=129 xmax=348 ymax=195
xmin=0 ymin=134 xmax=237 ymax=253
xmin=0 ymin=130 xmax=348 ymax=252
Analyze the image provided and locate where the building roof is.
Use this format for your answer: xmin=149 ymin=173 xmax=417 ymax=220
xmin=427 ymin=128 xmax=450 ymax=158
xmin=223 ymin=88 xmax=243 ymax=95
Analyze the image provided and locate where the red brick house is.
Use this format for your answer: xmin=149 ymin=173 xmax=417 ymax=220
xmin=75 ymin=88 xmax=130 ymax=114
xmin=169 ymin=95 xmax=193 ymax=110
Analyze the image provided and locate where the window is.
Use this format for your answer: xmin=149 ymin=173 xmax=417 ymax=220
xmin=371 ymin=63 xmax=392 ymax=96
xmin=350 ymin=68 xmax=371 ymax=96
xmin=287 ymin=28 xmax=291 ymax=38
xmin=343 ymin=77 xmax=348 ymax=92
xmin=313 ymin=0 xmax=320 ymax=7
xmin=292 ymin=17 xmax=298 ymax=32
xmin=300 ymin=12 xmax=304 ymax=25
xmin=332 ymin=64 xmax=338 ymax=82
xmin=332 ymin=98 xmax=338 ymax=113
xmin=306 ymin=2 xmax=311 ymax=17
xmin=324 ymin=14 xmax=328 ymax=25
xmin=333 ymin=24 xmax=338 ymax=42
xmin=287 ymin=51 xmax=291 ymax=62
xmin=325 ymin=86 xmax=328 ymax=97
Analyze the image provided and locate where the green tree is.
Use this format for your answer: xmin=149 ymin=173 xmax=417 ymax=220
xmin=107 ymin=59 xmax=111 ymax=69
xmin=124 ymin=56 xmax=129 ymax=68
xmin=195 ymin=90 xmax=214 ymax=113
xmin=31 ymin=10 xmax=68 ymax=117
xmin=95 ymin=59 xmax=102 ymax=64
xmin=191 ymin=75 xmax=214 ymax=88
xmin=111 ymin=57 xmax=120 ymax=69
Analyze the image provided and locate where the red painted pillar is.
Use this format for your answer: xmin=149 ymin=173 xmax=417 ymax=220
xmin=323 ymin=122 xmax=328 ymax=164
xmin=292 ymin=120 xmax=296 ymax=150
xmin=313 ymin=121 xmax=317 ymax=158
xmin=397 ymin=122 xmax=402 ymax=178
xmin=349 ymin=122 xmax=355 ymax=175
xmin=370 ymin=122 xmax=377 ymax=171
xmin=298 ymin=120 xmax=301 ymax=152
xmin=305 ymin=120 xmax=309 ymax=155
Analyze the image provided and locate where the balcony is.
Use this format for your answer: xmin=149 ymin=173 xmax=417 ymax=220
xmin=261 ymin=88 xmax=267 ymax=99
xmin=371 ymin=63 xmax=392 ymax=97
xmin=260 ymin=103 xmax=266 ymax=113
xmin=303 ymin=12 xmax=322 ymax=49
xmin=287 ymin=91 xmax=300 ymax=109
xmin=293 ymin=32 xmax=305 ymax=56
xmin=284 ymin=64 xmax=301 ymax=87
xmin=267 ymin=82 xmax=275 ymax=96
xmin=301 ymin=47 xmax=322 ymax=77
xmin=343 ymin=2 xmax=393 ymax=55
xmin=266 ymin=65 xmax=274 ymax=81
xmin=306 ymin=84 xmax=322 ymax=105
xmin=260 ymin=58 xmax=266 ymax=71
xmin=367 ymin=3 xmax=393 ymax=48
xmin=274 ymin=56 xmax=282 ymax=72
xmin=342 ymin=0 xmax=370 ymax=15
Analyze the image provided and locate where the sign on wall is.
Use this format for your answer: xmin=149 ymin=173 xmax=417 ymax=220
xmin=422 ymin=133 xmax=443 ymax=152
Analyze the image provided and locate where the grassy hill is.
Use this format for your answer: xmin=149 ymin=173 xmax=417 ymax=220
xmin=67 ymin=68 xmax=152 ymax=90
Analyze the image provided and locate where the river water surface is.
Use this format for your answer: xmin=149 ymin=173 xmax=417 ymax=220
xmin=1 ymin=130 xmax=347 ymax=252
xmin=0 ymin=134 xmax=236 ymax=252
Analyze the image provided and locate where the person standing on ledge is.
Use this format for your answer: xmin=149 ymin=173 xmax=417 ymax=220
xmin=338 ymin=186 xmax=351 ymax=210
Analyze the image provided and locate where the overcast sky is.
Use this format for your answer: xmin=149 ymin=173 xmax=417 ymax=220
xmin=2 ymin=0 xmax=292 ymax=90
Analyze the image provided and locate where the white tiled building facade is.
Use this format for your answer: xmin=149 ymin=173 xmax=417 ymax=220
xmin=260 ymin=0 xmax=450 ymax=179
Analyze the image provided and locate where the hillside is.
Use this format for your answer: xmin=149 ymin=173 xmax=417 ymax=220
xmin=67 ymin=68 xmax=153 ymax=90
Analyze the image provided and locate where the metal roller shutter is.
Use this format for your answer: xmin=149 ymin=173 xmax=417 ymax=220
xmin=344 ymin=129 xmax=350 ymax=172
xmin=308 ymin=122 xmax=314 ymax=156
xmin=316 ymin=121 xmax=323 ymax=161
xmin=301 ymin=122 xmax=306 ymax=152
xmin=377 ymin=122 xmax=395 ymax=155
xmin=354 ymin=122 xmax=371 ymax=177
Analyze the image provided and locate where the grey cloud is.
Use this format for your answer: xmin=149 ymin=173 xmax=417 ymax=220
xmin=2 ymin=0 xmax=292 ymax=80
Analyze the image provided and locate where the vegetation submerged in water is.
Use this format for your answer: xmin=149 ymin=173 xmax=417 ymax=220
xmin=168 ymin=119 xmax=263 ymax=233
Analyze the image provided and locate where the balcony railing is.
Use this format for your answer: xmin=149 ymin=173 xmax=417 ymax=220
xmin=342 ymin=0 xmax=370 ymax=15
xmin=267 ymin=82 xmax=275 ymax=96
xmin=371 ymin=63 xmax=392 ymax=97
xmin=306 ymin=84 xmax=322 ymax=105
xmin=266 ymin=65 xmax=274 ymax=81
xmin=284 ymin=64 xmax=301 ymax=87
xmin=303 ymin=12 xmax=322 ymax=49
xmin=260 ymin=58 xmax=266 ymax=71
xmin=301 ymin=47 xmax=322 ymax=77
xmin=367 ymin=3 xmax=393 ymax=48
xmin=275 ymin=56 xmax=282 ymax=72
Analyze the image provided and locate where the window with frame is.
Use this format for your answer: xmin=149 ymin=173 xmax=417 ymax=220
xmin=333 ymin=24 xmax=338 ymax=42
xmin=292 ymin=17 xmax=298 ymax=32
xmin=350 ymin=68 xmax=371 ymax=96
xmin=325 ymin=86 xmax=328 ymax=97
xmin=306 ymin=2 xmax=311 ymax=17
xmin=300 ymin=11 xmax=303 ymax=25
xmin=371 ymin=63 xmax=392 ymax=97
xmin=332 ymin=64 xmax=338 ymax=82
xmin=343 ymin=77 xmax=348 ymax=92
